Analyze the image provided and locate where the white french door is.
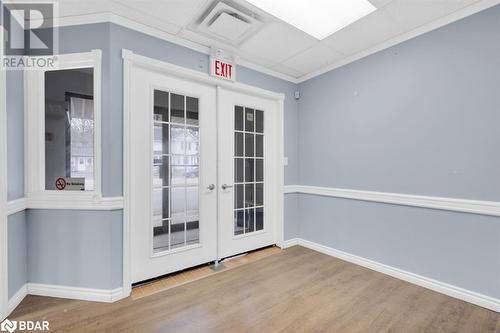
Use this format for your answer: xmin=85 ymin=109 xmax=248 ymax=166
xmin=217 ymin=88 xmax=280 ymax=259
xmin=130 ymin=65 xmax=217 ymax=283
xmin=129 ymin=61 xmax=282 ymax=284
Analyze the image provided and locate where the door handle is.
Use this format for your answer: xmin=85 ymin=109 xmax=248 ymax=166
xmin=221 ymin=184 xmax=233 ymax=190
xmin=207 ymin=184 xmax=215 ymax=191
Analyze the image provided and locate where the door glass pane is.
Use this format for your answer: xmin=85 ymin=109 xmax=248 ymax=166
xmin=245 ymin=133 xmax=254 ymax=157
xmin=234 ymin=210 xmax=244 ymax=236
xmin=245 ymin=208 xmax=255 ymax=233
xmin=234 ymin=158 xmax=243 ymax=183
xmin=245 ymin=108 xmax=254 ymax=132
xmin=154 ymin=90 xmax=169 ymax=122
xmin=235 ymin=106 xmax=244 ymax=131
xmin=256 ymin=159 xmax=264 ymax=182
xmin=233 ymin=105 xmax=265 ymax=236
xmin=153 ymin=155 xmax=168 ymax=187
xmin=170 ymin=93 xmax=184 ymax=124
xmin=235 ymin=132 xmax=243 ymax=157
xmin=256 ymin=135 xmax=263 ymax=158
xmin=152 ymin=90 xmax=200 ymax=253
xmin=256 ymin=208 xmax=264 ymax=231
xmin=245 ymin=159 xmax=254 ymax=183
xmin=170 ymin=219 xmax=186 ymax=249
xmin=186 ymin=97 xmax=199 ymax=126
xmin=255 ymin=110 xmax=264 ymax=133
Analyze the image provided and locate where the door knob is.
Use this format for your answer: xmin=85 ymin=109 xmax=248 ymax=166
xmin=221 ymin=184 xmax=233 ymax=190
xmin=207 ymin=184 xmax=215 ymax=191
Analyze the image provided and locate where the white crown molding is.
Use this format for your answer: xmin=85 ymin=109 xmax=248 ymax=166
xmin=51 ymin=12 xmax=300 ymax=84
xmin=27 ymin=283 xmax=126 ymax=303
xmin=284 ymin=185 xmax=500 ymax=217
xmin=292 ymin=238 xmax=500 ymax=313
xmin=297 ymin=0 xmax=500 ymax=83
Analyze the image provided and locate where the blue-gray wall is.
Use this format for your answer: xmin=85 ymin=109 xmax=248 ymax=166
xmin=296 ymin=5 xmax=500 ymax=298
xmin=298 ymin=6 xmax=500 ymax=200
xmin=8 ymin=211 xmax=27 ymax=298
xmin=298 ymin=195 xmax=500 ymax=298
xmin=27 ymin=210 xmax=123 ymax=289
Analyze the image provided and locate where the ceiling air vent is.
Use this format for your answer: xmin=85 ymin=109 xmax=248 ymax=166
xmin=194 ymin=2 xmax=263 ymax=46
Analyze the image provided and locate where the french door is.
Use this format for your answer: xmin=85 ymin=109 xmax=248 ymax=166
xmin=130 ymin=64 xmax=281 ymax=283
xmin=130 ymin=66 xmax=217 ymax=283
xmin=217 ymin=89 xmax=281 ymax=259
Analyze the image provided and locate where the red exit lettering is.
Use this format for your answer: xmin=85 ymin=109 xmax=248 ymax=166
xmin=214 ymin=59 xmax=233 ymax=79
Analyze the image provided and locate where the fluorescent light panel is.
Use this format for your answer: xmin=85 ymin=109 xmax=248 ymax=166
xmin=245 ymin=0 xmax=376 ymax=40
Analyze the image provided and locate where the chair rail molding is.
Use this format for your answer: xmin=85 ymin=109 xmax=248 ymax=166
xmin=284 ymin=185 xmax=500 ymax=217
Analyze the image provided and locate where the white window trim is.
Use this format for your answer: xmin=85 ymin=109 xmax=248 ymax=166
xmin=24 ymin=50 xmax=103 ymax=205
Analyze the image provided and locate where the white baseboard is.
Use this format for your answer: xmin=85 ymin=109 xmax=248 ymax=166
xmin=4 ymin=283 xmax=128 ymax=317
xmin=27 ymin=284 xmax=126 ymax=303
xmin=281 ymin=238 xmax=300 ymax=249
xmin=6 ymin=285 xmax=28 ymax=317
xmin=293 ymin=238 xmax=499 ymax=313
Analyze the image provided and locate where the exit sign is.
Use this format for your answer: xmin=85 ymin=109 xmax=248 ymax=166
xmin=210 ymin=48 xmax=236 ymax=82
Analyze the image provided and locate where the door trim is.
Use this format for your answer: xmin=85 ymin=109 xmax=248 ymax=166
xmin=122 ymin=49 xmax=285 ymax=295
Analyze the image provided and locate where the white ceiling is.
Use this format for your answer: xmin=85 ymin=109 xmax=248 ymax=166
xmin=54 ymin=0 xmax=493 ymax=81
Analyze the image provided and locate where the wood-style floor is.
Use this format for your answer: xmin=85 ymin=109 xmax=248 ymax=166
xmin=10 ymin=246 xmax=500 ymax=332
xmin=132 ymin=246 xmax=281 ymax=300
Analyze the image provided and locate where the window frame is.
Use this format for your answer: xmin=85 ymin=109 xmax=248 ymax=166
xmin=25 ymin=50 xmax=102 ymax=202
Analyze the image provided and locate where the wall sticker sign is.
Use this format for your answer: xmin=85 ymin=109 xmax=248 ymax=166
xmin=210 ymin=47 xmax=236 ymax=82
xmin=55 ymin=177 xmax=85 ymax=191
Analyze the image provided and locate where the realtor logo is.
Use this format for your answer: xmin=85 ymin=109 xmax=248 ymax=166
xmin=1 ymin=1 xmax=58 ymax=69
xmin=0 ymin=319 xmax=17 ymax=333
xmin=1 ymin=318 xmax=50 ymax=332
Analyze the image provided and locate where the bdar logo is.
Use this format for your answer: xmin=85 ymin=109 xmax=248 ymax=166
xmin=0 ymin=319 xmax=17 ymax=333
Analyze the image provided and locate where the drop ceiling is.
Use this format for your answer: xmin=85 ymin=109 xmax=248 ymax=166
xmin=53 ymin=0 xmax=494 ymax=81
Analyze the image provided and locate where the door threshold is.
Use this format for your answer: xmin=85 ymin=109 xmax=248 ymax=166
xmin=131 ymin=245 xmax=281 ymax=300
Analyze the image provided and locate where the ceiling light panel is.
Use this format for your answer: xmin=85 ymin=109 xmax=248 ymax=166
xmin=245 ymin=0 xmax=377 ymax=40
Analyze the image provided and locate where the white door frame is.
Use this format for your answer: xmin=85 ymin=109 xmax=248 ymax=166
xmin=122 ymin=49 xmax=285 ymax=296
xmin=0 ymin=29 xmax=9 ymax=320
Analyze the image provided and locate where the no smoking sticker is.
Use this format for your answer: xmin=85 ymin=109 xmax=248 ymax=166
xmin=55 ymin=178 xmax=67 ymax=190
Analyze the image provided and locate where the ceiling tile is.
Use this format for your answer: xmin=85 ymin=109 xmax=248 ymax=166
xmin=271 ymin=63 xmax=306 ymax=78
xmin=281 ymin=43 xmax=346 ymax=74
xmin=57 ymin=0 xmax=112 ymax=18
xmin=384 ymin=0 xmax=479 ymax=31
xmin=368 ymin=0 xmax=394 ymax=8
xmin=322 ymin=9 xmax=404 ymax=55
xmin=239 ymin=22 xmax=318 ymax=65
xmin=112 ymin=0 xmax=209 ymax=28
